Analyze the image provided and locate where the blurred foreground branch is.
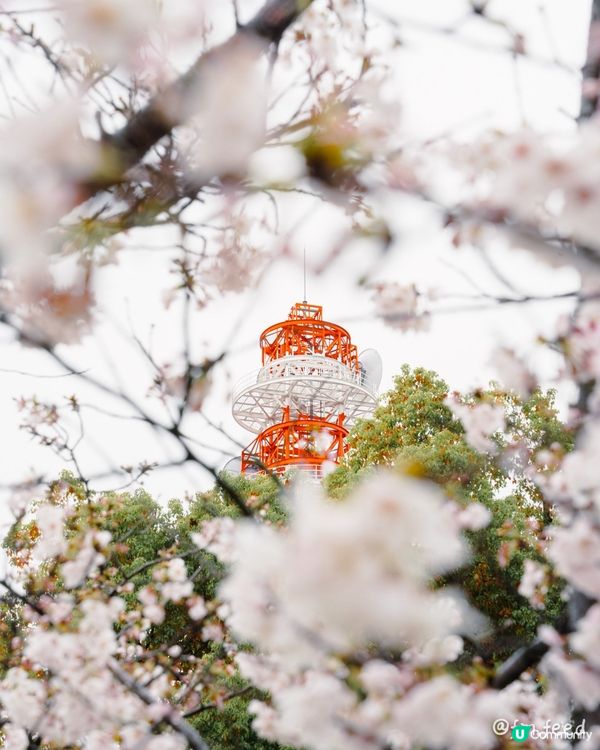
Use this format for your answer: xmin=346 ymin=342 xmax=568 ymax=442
xmin=81 ymin=0 xmax=314 ymax=199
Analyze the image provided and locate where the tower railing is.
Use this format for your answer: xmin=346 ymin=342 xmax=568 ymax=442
xmin=240 ymin=413 xmax=347 ymax=475
xmin=231 ymin=354 xmax=374 ymax=405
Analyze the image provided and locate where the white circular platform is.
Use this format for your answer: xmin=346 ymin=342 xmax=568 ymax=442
xmin=232 ymin=354 xmax=377 ymax=434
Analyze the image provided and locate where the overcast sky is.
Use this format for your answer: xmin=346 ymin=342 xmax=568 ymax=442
xmin=0 ymin=0 xmax=593 ymax=505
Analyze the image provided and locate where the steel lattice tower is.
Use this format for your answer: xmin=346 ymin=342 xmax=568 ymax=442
xmin=231 ymin=301 xmax=380 ymax=478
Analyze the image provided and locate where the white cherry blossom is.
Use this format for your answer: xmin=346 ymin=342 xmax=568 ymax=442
xmin=221 ymin=473 xmax=467 ymax=664
xmin=192 ymin=516 xmax=237 ymax=563
xmin=518 ymin=559 xmax=549 ymax=609
xmin=570 ymin=604 xmax=600 ymax=669
xmin=445 ymin=398 xmax=505 ymax=454
xmin=33 ymin=503 xmax=67 ymax=560
xmin=548 ymin=518 xmax=600 ymax=599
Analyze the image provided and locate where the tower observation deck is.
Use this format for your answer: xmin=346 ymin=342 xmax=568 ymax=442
xmin=231 ymin=301 xmax=380 ymax=478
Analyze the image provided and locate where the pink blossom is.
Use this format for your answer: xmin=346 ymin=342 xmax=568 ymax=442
xmin=220 ymin=473 xmax=467 ymax=664
xmin=161 ymin=368 xmax=212 ymax=412
xmin=570 ymin=604 xmax=600 ymax=669
xmin=2 ymin=724 xmax=28 ymax=750
xmin=145 ymin=733 xmax=187 ymax=750
xmin=489 ymin=347 xmax=537 ymax=399
xmin=62 ymin=530 xmax=111 ymax=588
xmin=43 ymin=594 xmax=74 ymax=624
xmin=33 ymin=503 xmax=67 ymax=560
xmin=548 ymin=518 xmax=600 ymax=598
xmin=192 ymin=517 xmax=237 ymax=563
xmin=538 ymin=625 xmax=564 ymax=648
xmin=201 ymin=622 xmax=225 ymax=643
xmin=161 ymin=581 xmax=193 ymax=602
xmin=187 ymin=596 xmax=208 ymax=621
xmin=165 ymin=558 xmax=187 ymax=582
xmin=138 ymin=585 xmax=158 ymax=607
xmin=236 ymin=653 xmax=294 ymax=695
xmin=544 ymin=651 xmax=600 ymax=711
xmin=455 ymin=502 xmax=492 ymax=530
xmin=518 ymin=559 xmax=549 ymax=609
xmin=404 ymin=634 xmax=464 ymax=666
xmin=359 ymin=660 xmax=413 ymax=697
xmin=184 ymin=36 xmax=267 ymax=179
xmin=83 ymin=730 xmax=119 ymax=750
xmin=248 ymin=670 xmax=361 ymax=750
xmin=59 ymin=0 xmax=157 ymax=68
xmin=0 ymin=668 xmax=45 ymax=730
xmin=561 ymin=308 xmax=600 ymax=383
xmin=446 ymin=398 xmax=505 ymax=454
xmin=392 ymin=676 xmax=519 ymax=750
xmin=248 ymin=701 xmax=280 ymax=743
xmin=372 ymin=282 xmax=428 ymax=332
xmin=437 ymin=124 xmax=600 ymax=254
xmin=138 ymin=586 xmax=166 ymax=624
xmin=144 ymin=603 xmax=166 ymax=625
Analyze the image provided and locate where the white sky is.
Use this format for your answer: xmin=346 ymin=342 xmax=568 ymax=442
xmin=0 ymin=0 xmax=593 ymax=505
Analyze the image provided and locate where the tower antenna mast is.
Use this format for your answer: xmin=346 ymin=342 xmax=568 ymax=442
xmin=303 ymin=247 xmax=307 ymax=303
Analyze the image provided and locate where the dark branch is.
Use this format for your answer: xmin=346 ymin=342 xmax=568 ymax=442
xmin=108 ymin=660 xmax=211 ymax=750
xmin=580 ymin=0 xmax=600 ymax=120
xmin=0 ymin=307 xmax=255 ymax=518
xmin=490 ymin=0 xmax=600 ymax=693
xmin=0 ymin=578 xmax=44 ymax=616
xmin=81 ymin=0 xmax=314 ymax=197
xmin=491 ymin=640 xmax=549 ymax=690
xmin=243 ymin=0 xmax=313 ymax=42
xmin=182 ymin=685 xmax=253 ymax=718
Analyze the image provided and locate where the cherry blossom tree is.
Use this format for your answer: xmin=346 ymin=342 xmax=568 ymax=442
xmin=2 ymin=0 xmax=600 ymax=749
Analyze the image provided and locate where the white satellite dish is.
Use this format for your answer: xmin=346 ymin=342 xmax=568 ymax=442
xmin=358 ymin=349 xmax=383 ymax=393
xmin=222 ymin=456 xmax=242 ymax=475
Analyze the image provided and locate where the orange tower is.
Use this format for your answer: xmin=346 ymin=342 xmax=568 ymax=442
xmin=231 ymin=302 xmax=380 ymax=478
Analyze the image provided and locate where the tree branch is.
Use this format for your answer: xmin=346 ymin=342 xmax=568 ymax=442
xmin=491 ymin=640 xmax=549 ymax=690
xmin=0 ymin=578 xmax=44 ymax=616
xmin=81 ymin=0 xmax=314 ymax=198
xmin=108 ymin=660 xmax=211 ymax=750
xmin=580 ymin=0 xmax=600 ymax=120
xmin=0 ymin=307 xmax=255 ymax=518
xmin=491 ymin=1 xmax=600 ymax=691
xmin=243 ymin=0 xmax=313 ymax=41
xmin=182 ymin=685 xmax=253 ymax=718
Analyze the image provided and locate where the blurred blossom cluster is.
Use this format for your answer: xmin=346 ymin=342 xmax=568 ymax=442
xmin=2 ymin=1 xmax=600 ymax=749
xmin=221 ymin=474 xmax=468 ymax=661
xmin=424 ymin=124 xmax=600 ymax=254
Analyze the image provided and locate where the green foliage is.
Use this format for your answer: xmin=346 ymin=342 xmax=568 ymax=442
xmin=326 ymin=365 xmax=489 ymax=502
xmin=2 ymin=477 xmax=286 ymax=750
xmin=1 ymin=366 xmax=573 ymax=746
xmin=326 ymin=365 xmax=571 ymax=658
xmin=187 ymin=472 xmax=288 ymax=527
xmin=192 ymin=687 xmax=291 ymax=750
xmin=0 ymin=600 xmax=22 ymax=679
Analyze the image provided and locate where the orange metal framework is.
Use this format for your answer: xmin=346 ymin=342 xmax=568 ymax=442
xmin=242 ymin=302 xmax=359 ymax=477
xmin=260 ymin=302 xmax=359 ymax=371
xmin=241 ymin=411 xmax=347 ymax=476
